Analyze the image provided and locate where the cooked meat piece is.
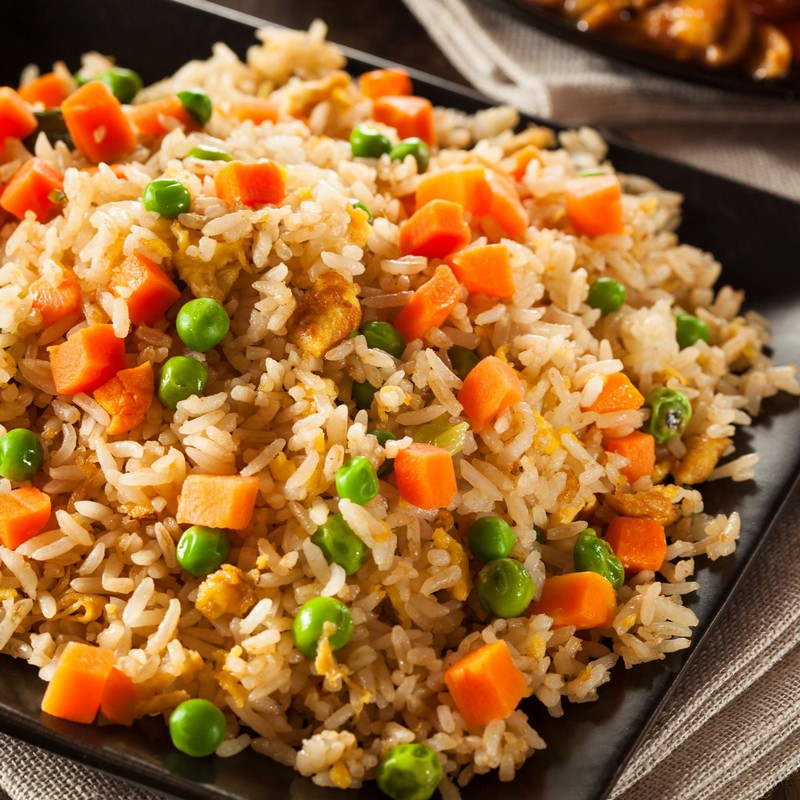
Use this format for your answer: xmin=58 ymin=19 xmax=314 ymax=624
xmin=288 ymin=271 xmax=362 ymax=358
xmin=704 ymin=0 xmax=755 ymax=64
xmin=604 ymin=485 xmax=682 ymax=525
xmin=195 ymin=564 xmax=257 ymax=621
xmin=672 ymin=434 xmax=732 ymax=485
xmin=641 ymin=0 xmax=730 ymax=50
xmin=748 ymin=23 xmax=792 ymax=77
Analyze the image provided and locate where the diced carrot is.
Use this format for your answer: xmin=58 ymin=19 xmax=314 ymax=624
xmin=564 ymin=174 xmax=624 ymax=238
xmin=485 ymin=172 xmax=528 ymax=239
xmin=0 ymin=487 xmax=52 ymax=550
xmin=214 ymin=161 xmax=286 ymax=209
xmin=528 ymin=572 xmax=617 ymax=630
xmin=399 ymin=199 xmax=471 ymax=259
xmin=415 ymin=166 xmax=491 ymax=216
xmin=18 ymin=72 xmax=71 ymax=108
xmin=30 ymin=268 xmax=82 ymax=328
xmin=99 ymin=667 xmax=137 ymax=726
xmin=458 ymin=356 xmax=524 ymax=433
xmin=586 ymin=373 xmax=645 ymax=415
xmin=604 ymin=431 xmax=656 ymax=483
xmin=112 ymin=252 xmax=181 ymax=327
xmin=604 ymin=517 xmax=667 ymax=575
xmin=176 ymin=474 xmax=260 ymax=530
xmin=449 ymin=244 xmax=515 ymax=298
xmin=393 ymin=264 xmax=461 ymax=343
xmin=372 ymin=95 xmax=435 ymax=146
xmin=93 ymin=362 xmax=154 ymax=436
xmin=0 ymin=87 xmax=37 ymax=141
xmin=49 ymin=323 xmax=126 ymax=396
xmin=41 ymin=642 xmax=117 ymax=724
xmin=127 ymin=95 xmax=198 ymax=136
xmin=444 ymin=640 xmax=528 ymax=728
xmin=226 ymin=97 xmax=279 ymax=125
xmin=0 ymin=158 xmax=63 ymax=222
xmin=358 ymin=68 xmax=413 ymax=100
xmin=61 ymin=81 xmax=137 ymax=164
xmin=394 ymin=443 xmax=457 ymax=509
xmin=502 ymin=145 xmax=542 ymax=181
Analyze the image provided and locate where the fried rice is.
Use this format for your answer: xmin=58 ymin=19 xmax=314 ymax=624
xmin=0 ymin=19 xmax=798 ymax=796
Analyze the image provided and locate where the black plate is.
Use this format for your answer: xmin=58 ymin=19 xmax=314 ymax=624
xmin=484 ymin=0 xmax=800 ymax=100
xmin=3 ymin=1 xmax=800 ymax=799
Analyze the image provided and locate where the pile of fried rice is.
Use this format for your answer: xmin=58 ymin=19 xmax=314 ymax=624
xmin=0 ymin=20 xmax=797 ymax=796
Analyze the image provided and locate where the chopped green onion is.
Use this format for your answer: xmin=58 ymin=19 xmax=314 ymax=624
xmin=413 ymin=415 xmax=469 ymax=455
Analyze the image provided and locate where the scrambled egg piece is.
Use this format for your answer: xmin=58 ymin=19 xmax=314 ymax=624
xmin=171 ymin=222 xmax=248 ymax=302
xmin=672 ymin=435 xmax=732 ymax=485
xmin=346 ymin=203 xmax=371 ymax=249
xmin=532 ymin=411 xmax=560 ymax=456
xmin=288 ymin=271 xmax=361 ymax=358
xmin=604 ymin=485 xmax=682 ymax=526
xmin=195 ymin=564 xmax=257 ymax=621
xmin=432 ymin=527 xmax=471 ymax=602
xmin=52 ymin=589 xmax=106 ymax=624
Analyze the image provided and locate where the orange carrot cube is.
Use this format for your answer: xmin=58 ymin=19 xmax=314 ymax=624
xmin=458 ymin=356 xmax=524 ymax=433
xmin=394 ymin=443 xmax=457 ymax=509
xmin=444 ymin=641 xmax=528 ymax=728
xmin=0 ymin=487 xmax=52 ymax=550
xmin=604 ymin=517 xmax=667 ymax=575
xmin=528 ymin=572 xmax=618 ymax=630
xmin=176 ymin=474 xmax=260 ymax=530
xmin=49 ymin=323 xmax=126 ymax=395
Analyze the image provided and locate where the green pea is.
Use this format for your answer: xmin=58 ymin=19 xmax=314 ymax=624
xmin=376 ymin=743 xmax=443 ymax=800
xmin=352 ymin=380 xmax=378 ymax=410
xmin=0 ymin=429 xmax=44 ymax=482
xmin=644 ymin=387 xmax=692 ymax=445
xmin=350 ymin=199 xmax=374 ymax=225
xmin=176 ymin=526 xmax=230 ymax=577
xmin=573 ymin=528 xmax=623 ymax=590
xmin=475 ymin=558 xmax=535 ymax=618
xmin=142 ymin=178 xmax=191 ymax=218
xmin=158 ymin=356 xmax=208 ymax=410
xmin=176 ymin=298 xmax=230 ymax=352
xmin=168 ymin=698 xmax=226 ymax=757
xmin=177 ymin=89 xmax=213 ymax=125
xmin=468 ymin=516 xmax=515 ymax=563
xmin=361 ymin=321 xmax=405 ymax=358
xmin=311 ymin=514 xmax=368 ymax=575
xmin=186 ymin=145 xmax=233 ymax=162
xmin=587 ymin=277 xmax=626 ymax=316
xmin=335 ymin=456 xmax=379 ymax=505
xmin=292 ymin=596 xmax=354 ymax=659
xmin=350 ymin=124 xmax=392 ymax=159
xmin=449 ymin=345 xmax=480 ymax=380
xmin=98 ymin=67 xmax=143 ymax=104
xmin=675 ymin=312 xmax=711 ymax=350
xmin=369 ymin=429 xmax=397 ymax=476
xmin=389 ymin=138 xmax=430 ymax=173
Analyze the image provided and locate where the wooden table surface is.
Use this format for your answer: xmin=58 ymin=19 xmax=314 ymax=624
xmin=211 ymin=2 xmax=798 ymax=797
